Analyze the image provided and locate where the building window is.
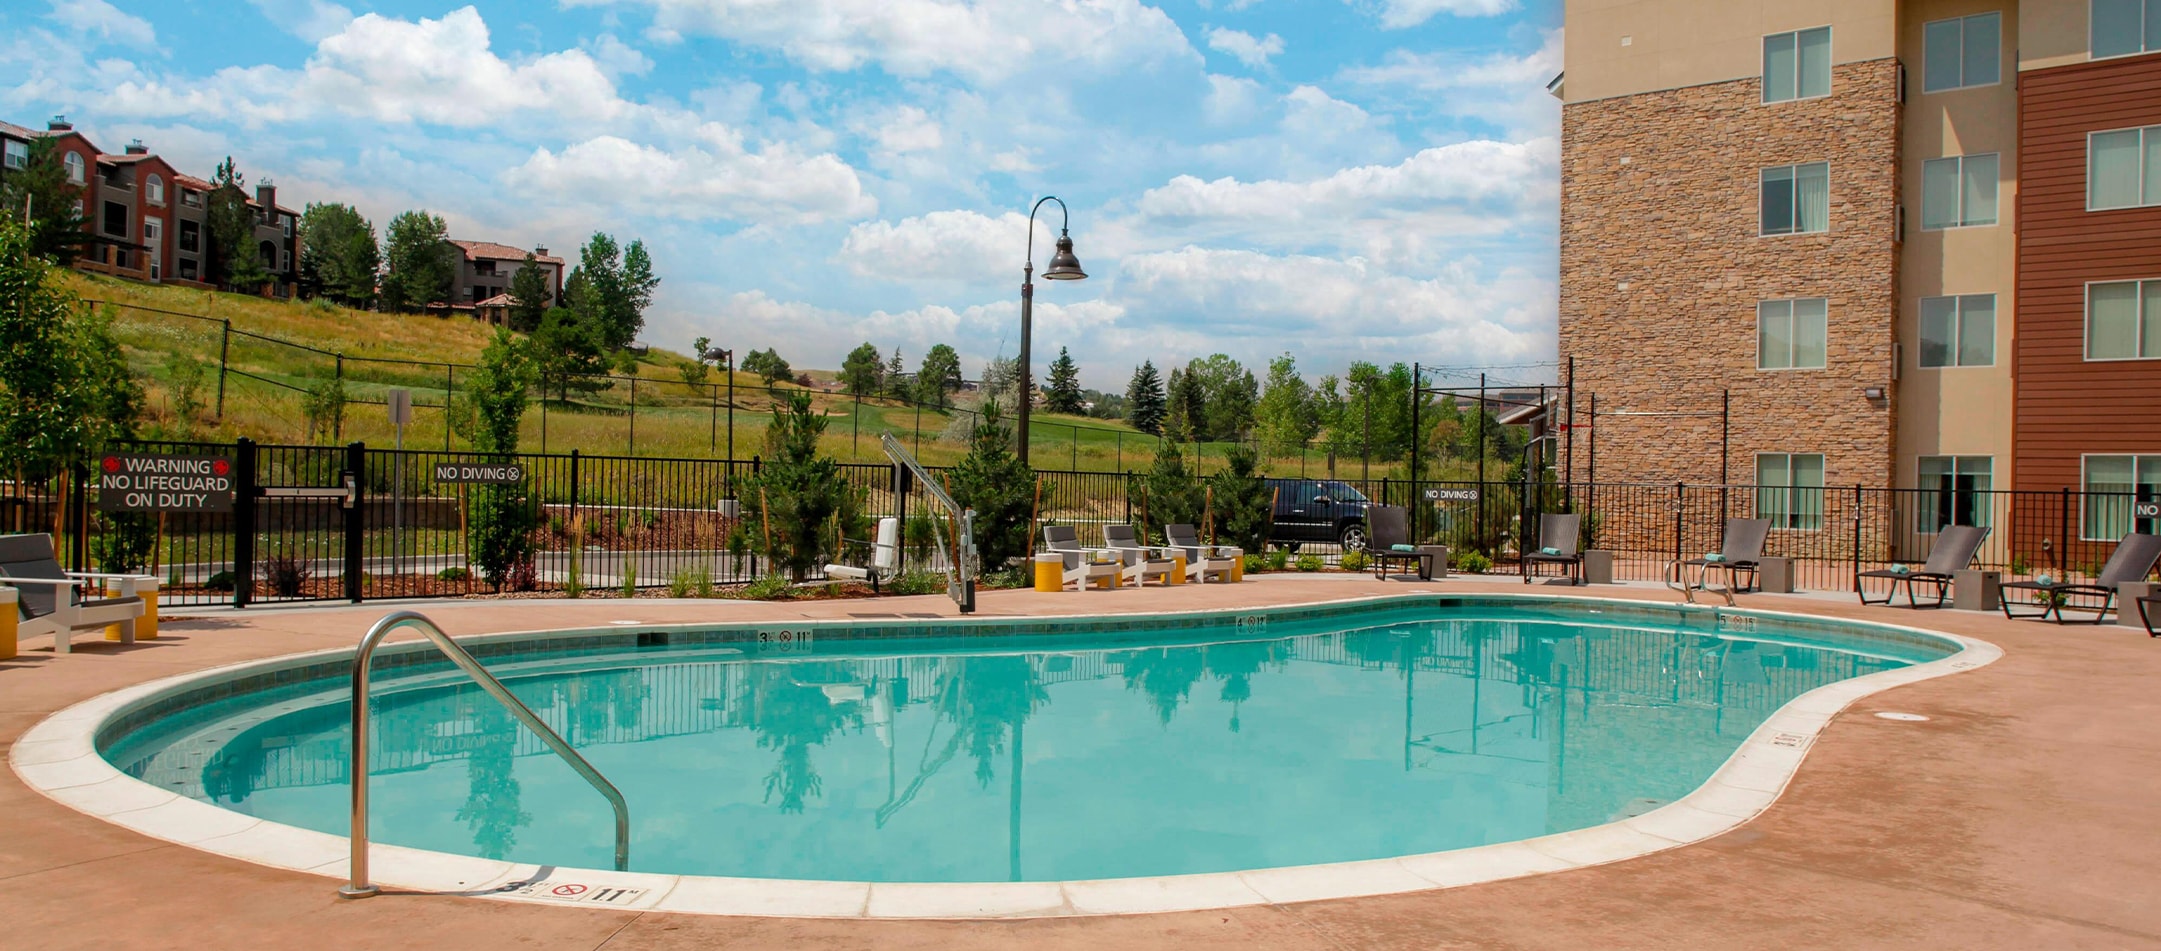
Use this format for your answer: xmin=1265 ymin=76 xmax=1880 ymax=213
xmin=1756 ymin=453 xmax=1825 ymax=531
xmin=146 ymin=174 xmax=164 ymax=205
xmin=1920 ymin=294 xmax=1997 ymax=367
xmin=178 ymin=219 xmax=200 ymax=253
xmin=2082 ymin=455 xmax=2161 ymax=540
xmin=102 ymin=201 xmax=128 ymax=239
xmin=280 ymin=249 xmax=291 ymax=272
xmin=1917 ymin=456 xmax=1994 ymax=531
xmin=2 ymin=139 xmax=25 ymax=169
xmin=2087 ymin=280 xmax=2160 ymax=360
xmin=475 ymin=260 xmax=497 ymax=276
xmin=2089 ymin=125 xmax=2161 ymax=210
xmin=283 ymin=215 xmax=293 ymax=237
xmin=64 ymin=151 xmax=85 ymax=184
xmin=182 ymin=189 xmax=201 ymax=208
xmin=1757 ymin=298 xmax=1828 ymax=369
xmin=1762 ymin=27 xmax=1832 ymax=102
xmin=179 ymin=260 xmax=197 ymax=280
xmin=1922 ymin=154 xmax=1999 ymax=228
xmin=1924 ymin=13 xmax=2002 ymax=92
xmin=2092 ymin=0 xmax=2161 ymax=59
xmin=1761 ymin=162 xmax=1830 ymax=235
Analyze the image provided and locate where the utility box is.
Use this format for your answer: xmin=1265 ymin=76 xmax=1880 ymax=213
xmin=1954 ymin=570 xmax=2002 ymax=612
xmin=1583 ymin=550 xmax=1615 ymax=585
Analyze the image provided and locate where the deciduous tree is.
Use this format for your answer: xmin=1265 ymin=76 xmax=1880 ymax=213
xmin=840 ymin=341 xmax=883 ymax=397
xmin=380 ymin=210 xmax=453 ymax=312
xmin=0 ymin=138 xmax=90 ymax=264
xmin=916 ymin=344 xmax=963 ymax=408
xmin=297 ymin=202 xmax=379 ymax=306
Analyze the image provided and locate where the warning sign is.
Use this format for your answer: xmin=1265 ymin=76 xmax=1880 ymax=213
xmin=95 ymin=455 xmax=235 ymax=513
xmin=434 ymin=462 xmax=526 ymax=484
xmin=2137 ymin=501 xmax=2159 ymax=520
xmin=500 ymin=879 xmax=649 ymax=906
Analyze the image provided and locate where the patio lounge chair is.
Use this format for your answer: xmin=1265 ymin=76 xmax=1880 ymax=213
xmin=1367 ymin=505 xmax=1429 ymax=581
xmin=824 ymin=517 xmax=899 ymax=592
xmin=1042 ymin=525 xmax=1123 ymax=591
xmin=1163 ymin=524 xmax=1236 ymax=584
xmin=2141 ymin=595 xmax=2159 ymax=637
xmin=2000 ymin=533 xmax=2161 ymax=624
xmin=1668 ymin=518 xmax=1771 ymax=605
xmin=1521 ymin=513 xmax=1585 ymax=586
xmin=0 ymin=533 xmax=149 ymax=654
xmin=1856 ymin=524 xmax=1991 ymax=608
xmin=1102 ymin=524 xmax=1176 ymax=587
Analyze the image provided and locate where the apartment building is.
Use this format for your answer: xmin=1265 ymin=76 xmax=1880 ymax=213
xmin=0 ymin=117 xmax=300 ymax=296
xmin=1556 ymin=0 xmax=2160 ymax=539
xmin=448 ymin=240 xmax=563 ymax=318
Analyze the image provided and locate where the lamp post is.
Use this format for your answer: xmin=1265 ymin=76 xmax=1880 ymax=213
xmin=1017 ymin=196 xmax=1086 ymax=464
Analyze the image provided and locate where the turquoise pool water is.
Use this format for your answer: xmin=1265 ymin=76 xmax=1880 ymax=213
xmin=103 ymin=601 xmax=1943 ymax=882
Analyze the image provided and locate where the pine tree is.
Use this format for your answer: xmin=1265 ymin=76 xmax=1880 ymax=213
xmin=1125 ymin=360 xmax=1166 ymax=435
xmin=1045 ymin=346 xmax=1084 ymax=415
xmin=883 ymin=348 xmax=909 ymax=399
xmin=463 ymin=329 xmax=538 ymax=591
xmin=0 ymin=138 xmax=91 ymax=264
xmin=1139 ymin=434 xmax=1203 ymax=541
xmin=206 ymin=158 xmax=269 ymax=292
xmin=741 ymin=393 xmax=868 ymax=581
xmin=1165 ymin=366 xmax=1206 ymax=441
xmin=508 ymin=254 xmax=550 ymax=332
xmin=946 ymin=400 xmax=1037 ymax=574
xmin=1208 ymin=445 xmax=1274 ymax=553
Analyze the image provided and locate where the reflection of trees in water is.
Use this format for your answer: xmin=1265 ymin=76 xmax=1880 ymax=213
xmin=750 ymin=662 xmax=861 ymax=813
xmin=1115 ymin=647 xmax=1207 ymax=726
xmin=453 ymin=700 xmax=530 ymax=859
xmin=934 ymin=655 xmax=1048 ymax=787
xmin=1203 ymin=640 xmax=1287 ymax=733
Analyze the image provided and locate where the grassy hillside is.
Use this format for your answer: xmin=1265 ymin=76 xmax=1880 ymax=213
xmin=71 ymin=271 xmax=1359 ymax=474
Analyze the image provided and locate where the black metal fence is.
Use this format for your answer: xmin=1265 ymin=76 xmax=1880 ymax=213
xmin=8 ymin=439 xmax=2153 ymax=608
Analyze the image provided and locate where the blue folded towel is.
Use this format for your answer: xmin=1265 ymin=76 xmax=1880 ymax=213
xmin=1390 ymin=544 xmax=1416 ymax=553
xmin=1888 ymin=564 xmax=1911 ymax=576
xmin=2034 ymin=573 xmax=2055 ymax=586
xmin=1540 ymin=546 xmax=1561 ymax=555
xmin=1703 ymin=552 xmax=1726 ymax=563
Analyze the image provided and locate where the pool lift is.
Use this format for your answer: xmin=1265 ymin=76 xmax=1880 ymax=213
xmin=878 ymin=432 xmax=978 ymax=614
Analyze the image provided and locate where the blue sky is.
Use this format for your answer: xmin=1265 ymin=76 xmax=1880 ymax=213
xmin=4 ymin=0 xmax=1562 ymax=391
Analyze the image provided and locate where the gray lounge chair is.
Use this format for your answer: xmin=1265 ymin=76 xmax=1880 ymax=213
xmin=1671 ymin=518 xmax=1771 ymax=603
xmin=1521 ymin=513 xmax=1584 ymax=586
xmin=1042 ymin=525 xmax=1122 ymax=591
xmin=1102 ymin=524 xmax=1176 ymax=587
xmin=1367 ymin=505 xmax=1428 ymax=581
xmin=1162 ymin=524 xmax=1235 ymax=583
xmin=0 ymin=533 xmax=150 ymax=654
xmin=2001 ymin=533 xmax=2161 ymax=624
xmin=2140 ymin=595 xmax=2159 ymax=637
xmin=1857 ymin=524 xmax=1990 ymax=608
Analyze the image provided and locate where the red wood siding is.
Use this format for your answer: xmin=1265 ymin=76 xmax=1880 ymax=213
xmin=2015 ymin=54 xmax=2161 ymax=491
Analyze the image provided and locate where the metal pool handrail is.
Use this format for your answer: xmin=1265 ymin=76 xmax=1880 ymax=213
xmin=339 ymin=610 xmax=630 ymax=899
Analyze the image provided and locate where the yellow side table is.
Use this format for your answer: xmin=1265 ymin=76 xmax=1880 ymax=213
xmin=1167 ymin=554 xmax=1187 ymax=584
xmin=0 ymin=588 xmax=18 ymax=660
xmin=1033 ymin=553 xmax=1064 ymax=592
xmin=106 ymin=577 xmax=160 ymax=641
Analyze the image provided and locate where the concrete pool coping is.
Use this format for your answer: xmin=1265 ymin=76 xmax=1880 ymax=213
xmin=9 ymin=592 xmax=2001 ymax=920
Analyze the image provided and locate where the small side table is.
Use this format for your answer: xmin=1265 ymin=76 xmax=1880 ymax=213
xmin=1416 ymin=545 xmax=1449 ymax=581
xmin=1583 ymin=550 xmax=1615 ymax=585
xmin=1758 ymin=557 xmax=1795 ymax=594
xmin=1953 ymin=570 xmax=2002 ymax=612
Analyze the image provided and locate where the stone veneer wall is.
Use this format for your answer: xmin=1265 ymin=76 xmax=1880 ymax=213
xmin=1559 ymin=60 xmax=1901 ymax=491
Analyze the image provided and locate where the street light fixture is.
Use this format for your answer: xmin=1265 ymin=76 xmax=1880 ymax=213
xmin=1017 ymin=195 xmax=1086 ymax=464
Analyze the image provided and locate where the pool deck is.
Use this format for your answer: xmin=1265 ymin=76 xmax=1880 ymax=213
xmin=6 ymin=576 xmax=2160 ymax=950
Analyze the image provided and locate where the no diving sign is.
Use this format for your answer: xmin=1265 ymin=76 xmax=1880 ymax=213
xmin=434 ymin=462 xmax=526 ymax=484
xmin=96 ymin=454 xmax=235 ymax=513
xmin=500 ymin=879 xmax=649 ymax=907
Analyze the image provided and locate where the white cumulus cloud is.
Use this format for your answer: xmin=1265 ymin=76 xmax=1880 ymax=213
xmin=558 ymin=0 xmax=1197 ymax=83
xmin=505 ymin=133 xmax=876 ymax=225
xmin=1206 ymin=28 xmax=1284 ymax=69
xmin=47 ymin=0 xmax=156 ymax=49
xmin=841 ymin=209 xmax=1031 ymax=282
xmin=245 ymin=0 xmax=353 ymax=42
xmin=1355 ymin=0 xmax=1516 ymax=30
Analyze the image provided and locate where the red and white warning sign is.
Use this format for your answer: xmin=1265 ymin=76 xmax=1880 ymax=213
xmin=504 ymin=879 xmax=649 ymax=906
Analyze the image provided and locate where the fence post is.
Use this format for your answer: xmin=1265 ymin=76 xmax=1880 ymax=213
xmin=1851 ymin=484 xmax=1864 ymax=593
xmin=216 ymin=319 xmax=231 ymax=419
xmin=2057 ymin=487 xmax=2071 ymax=572
xmin=345 ymin=442 xmax=366 ymax=603
xmin=444 ymin=366 xmax=454 ymax=451
xmin=1672 ymin=481 xmax=1685 ymax=568
xmin=233 ymin=438 xmax=257 ymax=608
xmin=568 ymin=449 xmax=581 ymax=527
xmin=628 ymin=378 xmax=637 ymax=457
xmin=334 ymin=355 xmax=344 ymax=442
xmin=68 ymin=464 xmax=89 ymax=573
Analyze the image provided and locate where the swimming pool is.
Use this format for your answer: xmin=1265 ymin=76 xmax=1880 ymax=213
xmin=22 ymin=595 xmax=1994 ymax=916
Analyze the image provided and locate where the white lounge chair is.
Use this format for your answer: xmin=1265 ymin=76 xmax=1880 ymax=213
xmin=1163 ymin=524 xmax=1236 ymax=584
xmin=1102 ymin=524 xmax=1176 ymax=587
xmin=1 ymin=533 xmax=152 ymax=654
xmin=824 ymin=517 xmax=900 ymax=592
xmin=1042 ymin=525 xmax=1122 ymax=591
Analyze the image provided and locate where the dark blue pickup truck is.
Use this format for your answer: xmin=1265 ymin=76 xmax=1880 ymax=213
xmin=1263 ymin=478 xmax=1370 ymax=552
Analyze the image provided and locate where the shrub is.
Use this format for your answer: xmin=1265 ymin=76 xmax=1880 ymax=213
xmin=1243 ymin=553 xmax=1265 ymax=574
xmin=667 ymin=567 xmax=696 ymax=598
xmin=266 ymin=551 xmax=311 ymax=598
xmin=204 ymin=570 xmax=236 ymax=591
xmin=620 ymin=554 xmax=638 ymax=598
xmin=1265 ymin=549 xmax=1289 ymax=571
xmin=887 ymin=570 xmax=946 ymax=596
xmin=1207 ymin=445 xmax=1273 ymax=554
xmin=1138 ymin=435 xmax=1202 ymax=540
xmin=1452 ymin=549 xmax=1493 ymax=574
xmin=735 ymin=573 xmax=793 ymax=600
xmin=564 ymin=545 xmax=585 ymax=598
xmin=1296 ymin=554 xmax=1323 ymax=572
xmin=741 ymin=393 xmax=867 ymax=581
xmin=91 ymin=512 xmax=157 ymax=575
xmin=693 ymin=564 xmax=716 ymax=599
xmin=506 ymin=558 xmax=537 ymax=592
xmin=946 ymin=399 xmax=1036 ymax=574
xmin=436 ymin=566 xmax=471 ymax=581
xmin=1339 ymin=551 xmax=1369 ymax=572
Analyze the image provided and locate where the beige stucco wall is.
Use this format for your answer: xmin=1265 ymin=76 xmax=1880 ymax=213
xmin=2018 ymin=0 xmax=2090 ymax=69
xmin=1894 ymin=0 xmax=2020 ymax=488
xmin=1563 ymin=0 xmax=1898 ymax=102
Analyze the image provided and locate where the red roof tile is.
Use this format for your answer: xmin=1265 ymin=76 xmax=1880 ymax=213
xmin=450 ymin=239 xmax=564 ymax=266
xmin=475 ymin=293 xmax=518 ymax=307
